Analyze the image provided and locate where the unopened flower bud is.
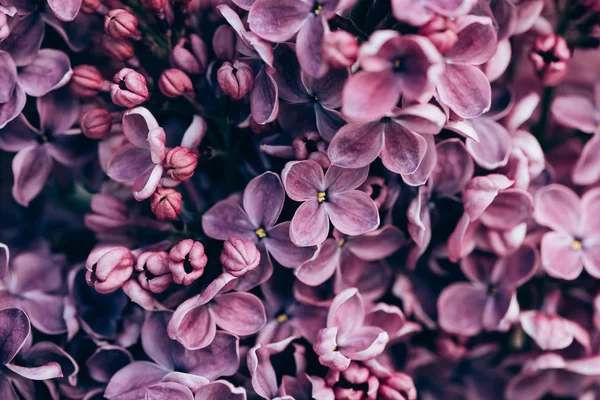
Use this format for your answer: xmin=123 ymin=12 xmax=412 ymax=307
xmin=110 ymin=68 xmax=149 ymax=108
xmin=0 ymin=11 xmax=10 ymax=41
xmin=529 ymin=34 xmax=571 ymax=87
xmin=217 ymin=60 xmax=254 ymax=100
xmin=85 ymin=246 xmax=134 ymax=294
xmin=141 ymin=0 xmax=166 ymax=13
xmin=169 ymin=239 xmax=208 ymax=285
xmin=170 ymin=35 xmax=207 ymax=75
xmin=81 ymin=0 xmax=105 ymax=14
xmin=323 ymin=30 xmax=359 ymax=69
xmin=70 ymin=65 xmax=109 ymax=97
xmin=158 ymin=69 xmax=193 ymax=98
xmin=164 ymin=147 xmax=198 ymax=181
xmin=136 ymin=251 xmax=172 ymax=293
xmin=220 ymin=237 xmax=260 ymax=277
xmin=122 ymin=279 xmax=156 ymax=310
xmin=213 ymin=25 xmax=236 ymax=60
xmin=84 ymin=193 xmax=129 ymax=232
xmin=359 ymin=176 xmax=388 ymax=209
xmin=418 ymin=16 xmax=458 ymax=54
xmin=81 ymin=108 xmax=112 ymax=139
xmin=292 ymin=132 xmax=330 ymax=168
xmin=150 ymin=188 xmax=182 ymax=221
xmin=102 ymin=37 xmax=135 ymax=62
xmin=105 ymin=9 xmax=139 ymax=40
xmin=379 ymin=372 xmax=417 ymax=400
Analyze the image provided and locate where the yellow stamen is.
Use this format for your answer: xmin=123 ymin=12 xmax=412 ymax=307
xmin=393 ymin=59 xmax=401 ymax=69
xmin=276 ymin=313 xmax=288 ymax=323
xmin=313 ymin=4 xmax=323 ymax=15
xmin=317 ymin=191 xmax=326 ymax=203
xmin=337 ymin=238 xmax=345 ymax=247
xmin=255 ymin=228 xmax=267 ymax=238
xmin=572 ymin=239 xmax=582 ymax=250
xmin=331 ymin=346 xmax=338 ymax=352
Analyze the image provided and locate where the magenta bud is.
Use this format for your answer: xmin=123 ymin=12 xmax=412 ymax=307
xmin=81 ymin=108 xmax=112 ymax=139
xmin=529 ymin=34 xmax=571 ymax=87
xmin=169 ymin=239 xmax=208 ymax=285
xmin=136 ymin=251 xmax=173 ymax=293
xmin=85 ymin=246 xmax=134 ymax=294
xmin=341 ymin=362 xmax=370 ymax=384
xmin=323 ymin=31 xmax=359 ymax=69
xmin=220 ymin=237 xmax=260 ymax=277
xmin=69 ymin=65 xmax=108 ymax=97
xmin=81 ymin=0 xmax=102 ymax=13
xmin=418 ymin=16 xmax=458 ymax=54
xmin=0 ymin=11 xmax=10 ymax=41
xmin=105 ymin=9 xmax=138 ymax=40
xmin=379 ymin=373 xmax=417 ymax=400
xmin=122 ymin=279 xmax=156 ymax=310
xmin=141 ymin=0 xmax=166 ymax=12
xmin=110 ymin=68 xmax=149 ymax=108
xmin=212 ymin=25 xmax=236 ymax=60
xmin=84 ymin=193 xmax=129 ymax=232
xmin=217 ymin=60 xmax=254 ymax=100
xmin=150 ymin=188 xmax=182 ymax=221
xmin=158 ymin=68 xmax=193 ymax=98
xmin=102 ymin=37 xmax=135 ymax=61
xmin=170 ymin=35 xmax=207 ymax=75
xmin=164 ymin=146 xmax=198 ymax=181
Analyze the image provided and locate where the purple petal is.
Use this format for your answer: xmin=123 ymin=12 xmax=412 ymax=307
xmin=392 ymin=103 xmax=446 ymax=135
xmin=445 ymin=16 xmax=497 ymax=65
xmin=0 ymin=51 xmax=17 ymax=103
xmin=430 ymin=139 xmax=474 ymax=196
xmin=479 ymin=188 xmax=534 ymax=231
xmin=134 ymin=164 xmax=163 ymax=201
xmin=347 ymin=225 xmax=406 ymax=261
xmin=146 ymin=382 xmax=193 ymax=400
xmin=326 ymin=191 xmax=379 ymax=236
xmin=235 ymin=246 xmax=273 ymax=291
xmin=281 ymin=160 xmax=324 ymax=201
xmin=305 ymin=68 xmax=347 ymax=108
xmin=18 ymin=49 xmax=72 ymax=97
xmin=248 ymin=0 xmax=310 ymax=42
xmin=37 ymin=88 xmax=80 ymax=135
xmin=107 ymin=146 xmax=154 ymax=183
xmin=243 ymin=172 xmax=284 ymax=229
xmin=105 ymin=362 xmax=168 ymax=400
xmin=296 ymin=17 xmax=327 ymax=78
xmin=194 ymin=381 xmax=246 ymax=400
xmin=5 ymin=362 xmax=63 ymax=380
xmin=573 ymin=134 xmax=600 ymax=185
xmin=295 ymin=239 xmax=341 ymax=286
xmin=0 ymin=308 xmax=30 ymax=364
xmin=202 ymin=199 xmax=256 ymax=241
xmin=401 ymin=134 xmax=436 ymax=186
xmin=328 ymin=288 xmax=364 ymax=338
xmin=250 ymin=66 xmax=279 ymax=125
xmin=462 ymin=174 xmax=513 ymax=221
xmin=338 ymin=326 xmax=388 ymax=360
xmin=551 ymin=96 xmax=597 ymax=133
xmin=335 ymin=255 xmax=392 ymax=302
xmin=341 ymin=70 xmax=400 ymax=122
xmin=380 ymin=121 xmax=428 ymax=174
xmin=407 ymin=186 xmax=432 ymax=250
xmin=364 ymin=303 xmax=421 ymax=341
xmin=0 ymin=244 xmax=8 ymax=281
xmin=47 ymin=0 xmax=82 ymax=22
xmin=0 ymin=14 xmax=44 ymax=66
xmin=168 ymin=299 xmax=217 ymax=350
xmin=481 ymin=288 xmax=513 ymax=330
xmin=86 ymin=346 xmax=132 ymax=383
xmin=437 ymin=63 xmax=491 ymax=119
xmin=520 ymin=311 xmax=588 ymax=351
xmin=263 ymin=222 xmax=317 ymax=267
xmin=315 ymin=107 xmax=346 ymax=142
xmin=324 ymin=165 xmax=369 ymax=194
xmin=12 ymin=145 xmax=53 ymax=207
xmin=437 ymin=283 xmax=487 ymax=336
xmin=492 ymin=245 xmax=538 ymax=287
xmin=466 ymin=117 xmax=511 ymax=170
xmin=533 ymin=184 xmax=581 ymax=235
xmin=210 ymin=292 xmax=266 ymax=336
xmin=122 ymin=107 xmax=159 ymax=149
xmin=327 ymin=121 xmax=384 ymax=169
xmin=0 ymin=86 xmax=26 ymax=130
xmin=19 ymin=292 xmax=67 ymax=335
xmin=19 ymin=341 xmax=78 ymax=385
xmin=540 ymin=232 xmax=583 ymax=280
xmin=183 ymin=332 xmax=240 ymax=379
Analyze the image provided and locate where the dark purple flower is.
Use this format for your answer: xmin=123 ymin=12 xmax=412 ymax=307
xmin=202 ymin=172 xmax=316 ymax=290
xmin=282 ymin=160 xmax=380 ymax=246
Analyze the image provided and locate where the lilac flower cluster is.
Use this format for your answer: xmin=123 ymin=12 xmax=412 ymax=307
xmin=0 ymin=0 xmax=600 ymax=398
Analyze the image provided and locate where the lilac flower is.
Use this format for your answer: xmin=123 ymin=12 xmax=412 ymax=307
xmin=107 ymin=107 xmax=167 ymax=201
xmin=3 ymin=0 xmax=82 ymax=22
xmin=552 ymin=83 xmax=600 ymax=185
xmin=391 ymin=0 xmax=475 ymax=26
xmin=0 ymin=89 xmax=94 ymax=206
xmin=248 ymin=0 xmax=344 ymax=77
xmin=341 ymin=31 xmax=444 ymax=122
xmin=282 ymin=160 xmax=380 ymax=246
xmin=313 ymin=288 xmax=388 ymax=371
xmin=435 ymin=15 xmax=498 ymax=119
xmin=328 ymin=104 xmax=446 ymax=175
xmin=533 ymin=184 xmax=600 ymax=280
xmin=105 ymin=310 xmax=241 ymax=399
xmin=437 ymin=245 xmax=538 ymax=336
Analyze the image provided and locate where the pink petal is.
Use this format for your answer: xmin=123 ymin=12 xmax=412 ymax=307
xmin=466 ymin=117 xmax=511 ymax=170
xmin=11 ymin=144 xmax=53 ymax=207
xmin=105 ymin=361 xmax=168 ymax=400
xmin=338 ymin=326 xmax=388 ymax=360
xmin=341 ymin=70 xmax=400 ymax=122
xmin=281 ymin=160 xmax=324 ymax=201
xmin=327 ymin=121 xmax=384 ymax=169
xmin=346 ymin=225 xmax=406 ymax=261
xmin=0 ymin=308 xmax=30 ymax=364
xmin=324 ymin=165 xmax=369 ymax=194
xmin=247 ymin=0 xmax=311 ymax=42
xmin=380 ymin=121 xmax=428 ymax=174
xmin=133 ymin=164 xmax=163 ymax=201
xmin=327 ymin=288 xmax=364 ymax=338
xmin=295 ymin=239 xmax=341 ymax=286
xmin=107 ymin=145 xmax=153 ymax=183
xmin=445 ymin=16 xmax=497 ymax=65
xmin=210 ymin=292 xmax=266 ymax=336
xmin=573 ymin=134 xmax=600 ymax=185
xmin=250 ymin=66 xmax=279 ymax=125
xmin=290 ymin=200 xmax=329 ymax=247
xmin=551 ymin=96 xmax=597 ymax=133
xmin=540 ymin=231 xmax=584 ymax=280
xmin=479 ymin=188 xmax=534 ymax=231
xmin=430 ymin=139 xmax=473 ymax=196
xmin=582 ymin=239 xmax=600 ymax=279
xmin=243 ymin=172 xmax=284 ymax=229
xmin=533 ymin=184 xmax=581 ymax=235
xmin=392 ymin=103 xmax=446 ymax=135
xmin=46 ymin=0 xmax=82 ymax=21
xmin=17 ymin=49 xmax=72 ymax=97
xmin=401 ymin=134 xmax=437 ymax=186
xmin=436 ymin=63 xmax=491 ymax=119
xmin=263 ymin=221 xmax=317 ymax=268
xmin=296 ymin=17 xmax=327 ymax=78
xmin=326 ymin=191 xmax=380 ymax=236
xmin=202 ymin=199 xmax=256 ymax=241
xmin=520 ymin=311 xmax=585 ymax=351
xmin=168 ymin=300 xmax=217 ymax=350
xmin=437 ymin=283 xmax=487 ymax=336
xmin=146 ymin=383 xmax=193 ymax=400
xmin=37 ymin=88 xmax=80 ymax=135
xmin=122 ymin=107 xmax=160 ymax=148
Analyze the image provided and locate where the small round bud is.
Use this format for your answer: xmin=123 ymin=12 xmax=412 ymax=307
xmin=105 ymin=9 xmax=139 ymax=40
xmin=81 ymin=108 xmax=112 ymax=139
xmin=164 ymin=146 xmax=198 ymax=181
xmin=102 ymin=37 xmax=135 ymax=61
xmin=529 ymin=34 xmax=571 ymax=87
xmin=418 ymin=16 xmax=458 ymax=54
xmin=323 ymin=31 xmax=359 ymax=69
xmin=220 ymin=237 xmax=260 ymax=277
xmin=169 ymin=239 xmax=208 ymax=285
xmin=150 ymin=188 xmax=182 ymax=221
xmin=110 ymin=68 xmax=149 ymax=108
xmin=70 ymin=65 xmax=107 ymax=97
xmin=217 ymin=60 xmax=254 ymax=100
xmin=158 ymin=68 xmax=193 ymax=98
xmin=380 ymin=372 xmax=417 ymax=400
xmin=212 ymin=25 xmax=236 ymax=60
xmin=85 ymin=246 xmax=134 ymax=294
xmin=81 ymin=0 xmax=103 ymax=14
xmin=136 ymin=251 xmax=173 ymax=293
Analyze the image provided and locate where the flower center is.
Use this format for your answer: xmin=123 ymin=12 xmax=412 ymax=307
xmin=393 ymin=58 xmax=403 ymax=71
xmin=331 ymin=345 xmax=338 ymax=352
xmin=255 ymin=228 xmax=267 ymax=239
xmin=312 ymin=2 xmax=323 ymax=15
xmin=572 ymin=239 xmax=582 ymax=250
xmin=317 ymin=191 xmax=326 ymax=203
xmin=276 ymin=313 xmax=289 ymax=323
xmin=487 ymin=284 xmax=499 ymax=296
xmin=337 ymin=238 xmax=345 ymax=247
